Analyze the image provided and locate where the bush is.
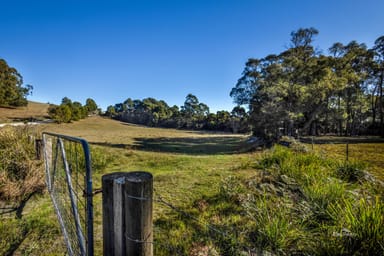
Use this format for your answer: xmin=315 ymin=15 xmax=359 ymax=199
xmin=0 ymin=126 xmax=45 ymax=203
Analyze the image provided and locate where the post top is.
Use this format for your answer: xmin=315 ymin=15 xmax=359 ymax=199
xmin=102 ymin=171 xmax=153 ymax=183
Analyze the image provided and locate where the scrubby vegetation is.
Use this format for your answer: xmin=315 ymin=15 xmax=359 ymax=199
xmin=0 ymin=126 xmax=45 ymax=207
xmin=0 ymin=126 xmax=50 ymax=255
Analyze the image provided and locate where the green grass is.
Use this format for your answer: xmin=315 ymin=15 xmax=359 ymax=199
xmin=1 ymin=117 xmax=383 ymax=255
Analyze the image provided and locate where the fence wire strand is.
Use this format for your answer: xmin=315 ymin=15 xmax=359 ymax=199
xmin=152 ymin=188 xmax=256 ymax=255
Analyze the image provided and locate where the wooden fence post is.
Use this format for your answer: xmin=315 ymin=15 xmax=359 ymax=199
xmin=35 ymin=139 xmax=43 ymax=160
xmin=102 ymin=171 xmax=153 ymax=256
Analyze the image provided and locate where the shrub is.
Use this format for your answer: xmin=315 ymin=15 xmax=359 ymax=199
xmin=0 ymin=126 xmax=45 ymax=203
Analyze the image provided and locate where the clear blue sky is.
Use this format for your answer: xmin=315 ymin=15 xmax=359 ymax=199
xmin=1 ymin=0 xmax=383 ymax=112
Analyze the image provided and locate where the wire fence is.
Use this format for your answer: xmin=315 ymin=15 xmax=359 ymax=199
xmin=42 ymin=132 xmax=93 ymax=256
xmin=151 ymin=189 xmax=257 ymax=255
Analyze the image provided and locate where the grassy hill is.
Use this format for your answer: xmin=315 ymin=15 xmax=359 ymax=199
xmin=0 ymin=101 xmax=50 ymax=122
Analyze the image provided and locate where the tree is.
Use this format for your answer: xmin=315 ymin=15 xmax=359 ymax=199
xmin=181 ymin=93 xmax=199 ymax=118
xmin=106 ymin=105 xmax=116 ymax=117
xmin=71 ymin=101 xmax=86 ymax=120
xmin=48 ymin=104 xmax=72 ymax=123
xmin=0 ymin=59 xmax=33 ymax=107
xmin=231 ymin=106 xmax=249 ymax=133
xmin=61 ymin=97 xmax=72 ymax=106
xmin=372 ymin=36 xmax=384 ymax=135
xmin=48 ymin=97 xmax=89 ymax=123
xmin=85 ymin=98 xmax=98 ymax=114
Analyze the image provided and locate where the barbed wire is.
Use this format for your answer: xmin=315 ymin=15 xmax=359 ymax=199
xmin=154 ymin=189 xmax=229 ymax=237
xmin=152 ymin=188 xmax=256 ymax=255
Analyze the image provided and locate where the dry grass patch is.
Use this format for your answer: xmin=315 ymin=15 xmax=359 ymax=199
xmin=0 ymin=101 xmax=50 ymax=122
xmin=41 ymin=116 xmax=248 ymax=155
xmin=0 ymin=126 xmax=45 ymax=203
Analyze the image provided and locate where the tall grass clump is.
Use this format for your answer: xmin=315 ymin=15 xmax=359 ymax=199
xmin=303 ymin=178 xmax=346 ymax=225
xmin=328 ymin=196 xmax=384 ymax=255
xmin=257 ymin=145 xmax=291 ymax=170
xmin=0 ymin=126 xmax=45 ymax=204
xmin=334 ymin=160 xmax=366 ymax=183
xmin=214 ymin=144 xmax=383 ymax=254
xmin=243 ymin=195 xmax=307 ymax=254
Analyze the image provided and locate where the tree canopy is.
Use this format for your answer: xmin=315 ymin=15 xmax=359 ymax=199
xmin=0 ymin=59 xmax=33 ymax=107
xmin=48 ymin=97 xmax=98 ymax=123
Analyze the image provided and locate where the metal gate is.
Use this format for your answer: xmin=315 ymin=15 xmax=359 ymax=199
xmin=42 ymin=132 xmax=93 ymax=256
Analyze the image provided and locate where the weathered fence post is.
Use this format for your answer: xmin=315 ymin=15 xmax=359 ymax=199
xmin=102 ymin=171 xmax=153 ymax=256
xmin=35 ymin=139 xmax=43 ymax=160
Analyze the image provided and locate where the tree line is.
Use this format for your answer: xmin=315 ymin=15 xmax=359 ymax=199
xmin=2 ymin=28 xmax=383 ymax=138
xmin=231 ymin=28 xmax=384 ymax=139
xmin=106 ymin=94 xmax=250 ymax=133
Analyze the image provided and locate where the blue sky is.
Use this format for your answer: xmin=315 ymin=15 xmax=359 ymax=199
xmin=1 ymin=0 xmax=383 ymax=112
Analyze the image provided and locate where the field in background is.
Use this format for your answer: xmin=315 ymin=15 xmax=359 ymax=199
xmin=301 ymin=136 xmax=384 ymax=180
xmin=1 ymin=115 xmax=383 ymax=255
xmin=0 ymin=101 xmax=50 ymax=122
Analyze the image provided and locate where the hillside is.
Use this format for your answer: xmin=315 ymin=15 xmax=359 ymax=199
xmin=0 ymin=101 xmax=50 ymax=122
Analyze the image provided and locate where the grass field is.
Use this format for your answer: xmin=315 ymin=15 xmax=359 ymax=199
xmin=1 ymin=116 xmax=384 ymax=255
xmin=0 ymin=101 xmax=50 ymax=123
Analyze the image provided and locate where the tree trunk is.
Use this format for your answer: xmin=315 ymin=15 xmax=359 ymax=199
xmin=379 ymin=69 xmax=384 ymax=136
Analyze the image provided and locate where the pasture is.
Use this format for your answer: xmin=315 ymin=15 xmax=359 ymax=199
xmin=1 ymin=116 xmax=383 ymax=255
xmin=0 ymin=101 xmax=50 ymax=123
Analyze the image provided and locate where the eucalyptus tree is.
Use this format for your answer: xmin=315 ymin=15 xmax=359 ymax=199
xmin=231 ymin=28 xmax=323 ymax=138
xmin=0 ymin=59 xmax=33 ymax=107
xmin=329 ymin=41 xmax=373 ymax=135
xmin=181 ymin=94 xmax=207 ymax=129
xmin=372 ymin=36 xmax=384 ymax=135
xmin=85 ymin=98 xmax=98 ymax=114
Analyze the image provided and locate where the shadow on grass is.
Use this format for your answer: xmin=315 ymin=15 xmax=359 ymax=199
xmin=90 ymin=141 xmax=131 ymax=149
xmin=90 ymin=136 xmax=248 ymax=155
xmin=133 ymin=136 xmax=248 ymax=155
xmin=300 ymin=136 xmax=384 ymax=144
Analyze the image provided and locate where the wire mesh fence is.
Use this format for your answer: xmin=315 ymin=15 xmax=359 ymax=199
xmin=42 ymin=132 xmax=93 ymax=256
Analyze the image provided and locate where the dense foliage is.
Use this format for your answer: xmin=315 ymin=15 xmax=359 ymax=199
xmin=48 ymin=97 xmax=99 ymax=123
xmin=0 ymin=59 xmax=33 ymax=107
xmin=107 ymin=94 xmax=250 ymax=133
xmin=231 ymin=28 xmax=384 ymax=139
